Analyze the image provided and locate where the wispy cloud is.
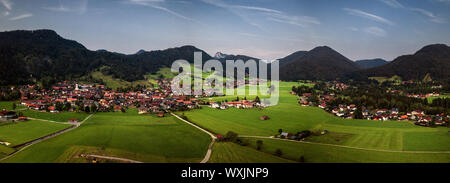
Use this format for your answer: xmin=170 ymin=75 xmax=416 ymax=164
xmin=379 ymin=0 xmax=446 ymax=24
xmin=379 ymin=0 xmax=404 ymax=8
xmin=233 ymin=5 xmax=282 ymax=14
xmin=124 ymin=0 xmax=202 ymax=24
xmin=343 ymin=8 xmax=395 ymax=25
xmin=9 ymin=13 xmax=32 ymax=20
xmin=348 ymin=27 xmax=359 ymax=32
xmin=43 ymin=0 xmax=88 ymax=14
xmin=201 ymin=0 xmax=319 ymax=28
xmin=265 ymin=12 xmax=320 ymax=27
xmin=364 ymin=26 xmax=387 ymax=37
xmin=0 ymin=0 xmax=12 ymax=10
xmin=3 ymin=11 xmax=9 ymax=16
xmin=409 ymin=8 xmax=446 ymax=23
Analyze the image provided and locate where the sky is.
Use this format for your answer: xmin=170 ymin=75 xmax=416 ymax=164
xmin=0 ymin=0 xmax=450 ymax=61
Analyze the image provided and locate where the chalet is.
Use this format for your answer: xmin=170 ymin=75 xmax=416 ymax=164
xmin=362 ymin=110 xmax=369 ymax=116
xmin=67 ymin=98 xmax=78 ymax=103
xmin=0 ymin=110 xmax=17 ymax=120
xmin=399 ymin=115 xmax=408 ymax=120
xmin=434 ymin=120 xmax=445 ymax=126
xmin=18 ymin=116 xmax=28 ymax=121
xmin=260 ymin=115 xmax=270 ymax=120
xmin=48 ymin=106 xmax=58 ymax=113
xmin=391 ymin=108 xmax=399 ymax=115
xmin=318 ymin=103 xmax=327 ymax=109
xmin=210 ymin=102 xmax=220 ymax=109
xmin=300 ymin=101 xmax=309 ymax=106
xmin=157 ymin=112 xmax=164 ymax=117
xmin=219 ymin=105 xmax=228 ymax=110
xmin=411 ymin=110 xmax=424 ymax=116
xmin=68 ymin=119 xmax=79 ymax=123
xmin=138 ymin=106 xmax=149 ymax=114
xmin=114 ymin=105 xmax=123 ymax=112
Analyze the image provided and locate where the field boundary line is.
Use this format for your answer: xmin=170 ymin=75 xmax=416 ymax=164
xmin=170 ymin=112 xmax=216 ymax=163
xmin=239 ymin=136 xmax=450 ymax=154
xmin=0 ymin=114 xmax=94 ymax=162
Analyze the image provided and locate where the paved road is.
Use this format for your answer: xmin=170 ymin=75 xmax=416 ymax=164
xmin=83 ymin=154 xmax=143 ymax=163
xmin=239 ymin=135 xmax=450 ymax=154
xmin=170 ymin=112 xmax=216 ymax=163
xmin=0 ymin=114 xmax=94 ymax=161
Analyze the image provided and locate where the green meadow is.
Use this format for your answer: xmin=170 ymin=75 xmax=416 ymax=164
xmin=243 ymin=138 xmax=450 ymax=163
xmin=0 ymin=101 xmax=25 ymax=111
xmin=0 ymin=120 xmax=71 ymax=146
xmin=208 ymin=142 xmax=294 ymax=163
xmin=181 ymin=81 xmax=450 ymax=162
xmin=0 ymin=144 xmax=15 ymax=156
xmin=21 ymin=110 xmax=90 ymax=122
xmin=3 ymin=109 xmax=211 ymax=163
xmin=427 ymin=94 xmax=450 ymax=103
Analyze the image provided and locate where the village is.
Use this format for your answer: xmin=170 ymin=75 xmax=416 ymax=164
xmin=0 ymin=79 xmax=202 ymax=121
xmin=0 ymin=78 xmax=268 ymax=122
xmin=293 ymin=81 xmax=449 ymax=127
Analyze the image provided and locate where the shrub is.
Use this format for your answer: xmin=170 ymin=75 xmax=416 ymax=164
xmin=256 ymin=140 xmax=263 ymax=150
xmin=299 ymin=156 xmax=305 ymax=163
xmin=225 ymin=131 xmax=238 ymax=142
xmin=274 ymin=149 xmax=283 ymax=157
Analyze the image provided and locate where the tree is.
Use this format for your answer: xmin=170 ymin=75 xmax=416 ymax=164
xmin=64 ymin=103 xmax=71 ymax=111
xmin=91 ymin=105 xmax=97 ymax=113
xmin=256 ymin=140 xmax=263 ymax=150
xmin=274 ymin=149 xmax=283 ymax=157
xmin=354 ymin=106 xmax=363 ymax=119
xmin=254 ymin=96 xmax=261 ymax=103
xmin=299 ymin=156 xmax=305 ymax=163
xmin=225 ymin=131 xmax=238 ymax=142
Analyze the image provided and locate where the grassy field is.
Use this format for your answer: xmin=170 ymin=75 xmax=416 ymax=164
xmin=3 ymin=109 xmax=211 ymax=163
xmin=208 ymin=142 xmax=294 ymax=163
xmin=90 ymin=71 xmax=151 ymax=89
xmin=21 ymin=110 xmax=90 ymax=122
xmin=0 ymin=120 xmax=71 ymax=146
xmin=427 ymin=94 xmax=450 ymax=103
xmin=181 ymin=81 xmax=449 ymax=162
xmin=0 ymin=144 xmax=15 ymax=156
xmin=242 ymin=138 xmax=450 ymax=163
xmin=0 ymin=101 xmax=25 ymax=111
xmin=369 ymin=75 xmax=402 ymax=83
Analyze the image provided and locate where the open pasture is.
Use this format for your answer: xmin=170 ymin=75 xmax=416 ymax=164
xmin=3 ymin=109 xmax=211 ymax=163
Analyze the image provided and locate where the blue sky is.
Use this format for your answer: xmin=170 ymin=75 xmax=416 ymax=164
xmin=1 ymin=0 xmax=449 ymax=61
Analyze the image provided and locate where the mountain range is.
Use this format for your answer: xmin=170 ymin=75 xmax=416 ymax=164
xmin=0 ymin=29 xmax=448 ymax=85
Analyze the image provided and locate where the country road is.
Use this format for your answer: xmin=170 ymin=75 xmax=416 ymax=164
xmin=170 ymin=112 xmax=216 ymax=163
xmin=239 ymin=135 xmax=450 ymax=154
xmin=0 ymin=114 xmax=94 ymax=161
xmin=82 ymin=154 xmax=143 ymax=163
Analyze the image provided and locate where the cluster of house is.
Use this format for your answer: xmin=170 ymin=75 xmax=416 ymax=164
xmin=387 ymin=90 xmax=441 ymax=99
xmin=209 ymin=100 xmax=266 ymax=109
xmin=328 ymin=105 xmax=448 ymax=126
xmin=16 ymin=79 xmax=200 ymax=117
xmin=296 ymin=91 xmax=448 ymax=127
xmin=0 ymin=110 xmax=27 ymax=122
